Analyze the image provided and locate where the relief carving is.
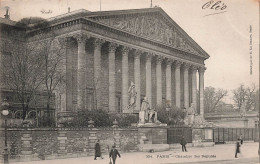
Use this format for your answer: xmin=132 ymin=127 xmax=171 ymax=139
xmin=94 ymin=15 xmax=198 ymax=54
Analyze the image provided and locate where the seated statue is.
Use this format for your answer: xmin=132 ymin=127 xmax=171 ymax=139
xmin=139 ymin=97 xmax=158 ymax=124
xmin=147 ymin=108 xmax=158 ymax=123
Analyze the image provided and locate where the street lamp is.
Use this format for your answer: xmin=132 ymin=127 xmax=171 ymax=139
xmin=2 ymin=99 xmax=9 ymax=164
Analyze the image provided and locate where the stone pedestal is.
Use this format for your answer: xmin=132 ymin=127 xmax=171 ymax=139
xmin=192 ymin=128 xmax=214 ymax=147
xmin=139 ymin=111 xmax=145 ymax=124
xmin=57 ymin=131 xmax=67 ymax=155
xmin=138 ymin=127 xmax=167 ymax=144
xmin=21 ymin=130 xmax=32 ymax=156
xmin=88 ymin=129 xmax=98 ymax=155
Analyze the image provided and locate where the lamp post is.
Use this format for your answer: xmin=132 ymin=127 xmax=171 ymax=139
xmin=2 ymin=99 xmax=9 ymax=164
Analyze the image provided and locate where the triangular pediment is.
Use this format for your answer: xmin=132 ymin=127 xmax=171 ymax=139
xmin=87 ymin=8 xmax=209 ymax=58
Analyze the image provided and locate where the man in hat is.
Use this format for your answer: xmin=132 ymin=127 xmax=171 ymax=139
xmin=109 ymin=145 xmax=121 ymax=164
xmin=180 ymin=136 xmax=187 ymax=152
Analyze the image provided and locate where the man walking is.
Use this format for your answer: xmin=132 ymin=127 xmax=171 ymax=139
xmin=109 ymin=145 xmax=121 ymax=164
xmin=180 ymin=136 xmax=187 ymax=152
xmin=235 ymin=138 xmax=240 ymax=158
xmin=94 ymin=140 xmax=103 ymax=160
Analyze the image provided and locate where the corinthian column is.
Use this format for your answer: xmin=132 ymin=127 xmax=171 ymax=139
xmin=183 ymin=63 xmax=190 ymax=109
xmin=121 ymin=46 xmax=130 ymax=113
xmin=108 ymin=43 xmax=118 ymax=112
xmin=156 ymin=56 xmax=162 ymax=105
xmin=166 ymin=59 xmax=172 ymax=105
xmin=134 ymin=50 xmax=141 ymax=111
xmin=199 ymin=66 xmax=206 ymax=117
xmin=93 ymin=38 xmax=104 ymax=110
xmin=145 ymin=53 xmax=152 ymax=106
xmin=175 ymin=60 xmax=182 ymax=108
xmin=191 ymin=65 xmax=198 ymax=111
xmin=75 ymin=34 xmax=89 ymax=110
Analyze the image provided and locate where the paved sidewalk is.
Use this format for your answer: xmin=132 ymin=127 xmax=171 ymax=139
xmin=11 ymin=142 xmax=259 ymax=164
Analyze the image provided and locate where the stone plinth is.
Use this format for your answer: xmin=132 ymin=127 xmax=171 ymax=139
xmin=113 ymin=129 xmax=121 ymax=151
xmin=88 ymin=129 xmax=98 ymax=155
xmin=138 ymin=127 xmax=167 ymax=145
xmin=57 ymin=130 xmax=67 ymax=155
xmin=21 ymin=130 xmax=32 ymax=156
xmin=192 ymin=128 xmax=214 ymax=147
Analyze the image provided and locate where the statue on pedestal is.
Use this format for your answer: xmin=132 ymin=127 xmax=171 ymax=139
xmin=139 ymin=97 xmax=158 ymax=124
xmin=185 ymin=103 xmax=196 ymax=125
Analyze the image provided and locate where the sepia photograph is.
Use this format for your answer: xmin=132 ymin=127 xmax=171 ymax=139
xmin=0 ymin=0 xmax=259 ymax=163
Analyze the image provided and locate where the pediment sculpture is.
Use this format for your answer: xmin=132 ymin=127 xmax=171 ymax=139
xmin=93 ymin=15 xmax=198 ymax=54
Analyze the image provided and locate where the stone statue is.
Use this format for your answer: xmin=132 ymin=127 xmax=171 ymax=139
xmin=127 ymin=81 xmax=137 ymax=110
xmin=140 ymin=97 xmax=150 ymax=122
xmin=139 ymin=97 xmax=158 ymax=124
xmin=147 ymin=108 xmax=158 ymax=123
xmin=186 ymin=103 xmax=196 ymax=125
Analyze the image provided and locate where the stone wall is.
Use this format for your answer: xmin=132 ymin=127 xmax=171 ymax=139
xmin=0 ymin=127 xmax=139 ymax=162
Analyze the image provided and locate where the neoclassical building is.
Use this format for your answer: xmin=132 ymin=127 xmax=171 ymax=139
xmin=1 ymin=7 xmax=209 ymax=118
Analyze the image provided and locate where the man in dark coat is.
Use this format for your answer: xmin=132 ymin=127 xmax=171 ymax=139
xmin=180 ymin=136 xmax=187 ymax=152
xmin=109 ymin=145 xmax=121 ymax=164
xmin=235 ymin=138 xmax=240 ymax=158
xmin=94 ymin=140 xmax=103 ymax=160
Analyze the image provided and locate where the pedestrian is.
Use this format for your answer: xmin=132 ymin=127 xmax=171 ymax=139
xmin=109 ymin=145 xmax=121 ymax=164
xmin=240 ymin=134 xmax=243 ymax=145
xmin=235 ymin=138 xmax=240 ymax=158
xmin=180 ymin=136 xmax=187 ymax=152
xmin=94 ymin=140 xmax=103 ymax=160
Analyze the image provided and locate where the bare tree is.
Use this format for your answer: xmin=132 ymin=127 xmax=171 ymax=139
xmin=204 ymin=87 xmax=228 ymax=113
xmin=233 ymin=84 xmax=257 ymax=111
xmin=2 ymin=32 xmax=45 ymax=120
xmin=40 ymin=35 xmax=66 ymax=115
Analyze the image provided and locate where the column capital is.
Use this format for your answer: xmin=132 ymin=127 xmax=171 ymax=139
xmin=108 ymin=42 xmax=119 ymax=53
xmin=145 ymin=52 xmax=152 ymax=61
xmin=121 ymin=46 xmax=131 ymax=54
xmin=190 ymin=65 xmax=199 ymax=71
xmin=166 ymin=58 xmax=173 ymax=66
xmin=73 ymin=33 xmax=89 ymax=44
xmin=198 ymin=66 xmax=206 ymax=73
xmin=183 ymin=62 xmax=191 ymax=70
xmin=156 ymin=55 xmax=163 ymax=64
xmin=93 ymin=38 xmax=105 ymax=49
xmin=57 ymin=37 xmax=69 ymax=44
xmin=134 ymin=49 xmax=143 ymax=56
xmin=174 ymin=60 xmax=182 ymax=68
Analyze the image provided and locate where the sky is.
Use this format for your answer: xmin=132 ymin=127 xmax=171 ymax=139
xmin=0 ymin=0 xmax=259 ymax=96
